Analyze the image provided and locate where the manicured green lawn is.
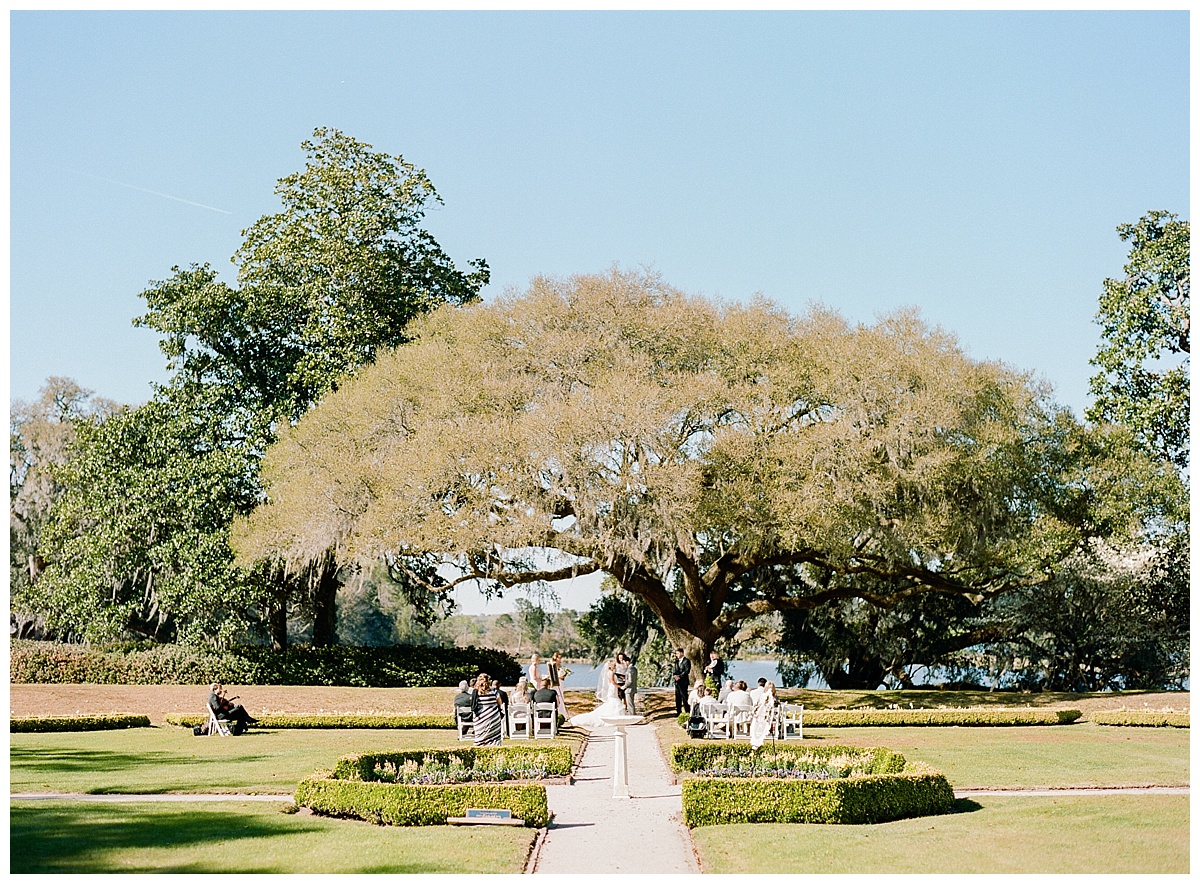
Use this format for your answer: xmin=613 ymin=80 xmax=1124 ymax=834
xmin=10 ymin=800 xmax=536 ymax=874
xmin=657 ymin=721 xmax=1189 ymax=789
xmin=799 ymin=722 xmax=1190 ymax=788
xmin=10 ymin=726 xmax=583 ymax=794
xmin=691 ymin=794 xmax=1190 ymax=874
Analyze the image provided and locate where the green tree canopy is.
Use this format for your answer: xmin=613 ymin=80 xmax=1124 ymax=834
xmin=235 ymin=269 xmax=1183 ymax=672
xmin=33 ymin=128 xmax=486 ymax=648
xmin=1088 ymin=210 xmax=1189 ymax=470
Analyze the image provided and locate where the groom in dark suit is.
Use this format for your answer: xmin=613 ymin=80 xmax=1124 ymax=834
xmin=672 ymin=648 xmax=692 ymax=715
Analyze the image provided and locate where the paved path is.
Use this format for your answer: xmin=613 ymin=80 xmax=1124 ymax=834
xmin=532 ymin=722 xmax=697 ymax=874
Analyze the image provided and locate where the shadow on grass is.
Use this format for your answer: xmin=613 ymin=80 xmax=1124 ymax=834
xmin=949 ymin=798 xmax=984 ymax=814
xmin=9 ymin=803 xmax=464 ymax=874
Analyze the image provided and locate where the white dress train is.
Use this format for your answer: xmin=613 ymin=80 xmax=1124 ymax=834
xmin=568 ymin=669 xmax=626 ymax=729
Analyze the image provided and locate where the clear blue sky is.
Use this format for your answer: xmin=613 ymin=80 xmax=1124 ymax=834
xmin=9 ymin=10 xmax=1190 ymax=614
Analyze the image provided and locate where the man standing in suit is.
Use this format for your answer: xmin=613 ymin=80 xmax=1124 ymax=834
xmin=624 ymin=655 xmax=638 ymax=714
xmin=672 ymin=648 xmax=691 ymax=715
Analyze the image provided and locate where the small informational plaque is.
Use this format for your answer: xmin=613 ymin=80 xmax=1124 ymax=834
xmin=447 ymin=808 xmax=524 ymax=826
xmin=467 ymin=808 xmax=511 ymax=820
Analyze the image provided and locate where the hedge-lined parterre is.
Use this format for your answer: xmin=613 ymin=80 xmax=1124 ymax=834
xmin=671 ymin=741 xmax=906 ymax=775
xmin=166 ymin=713 xmax=455 ymax=730
xmin=1090 ymin=711 xmax=1189 ymax=728
xmin=335 ymin=746 xmax=574 ymax=781
xmin=295 ymin=775 xmax=550 ymax=827
xmin=680 ymin=766 xmax=954 ymax=827
xmin=10 ymin=640 xmax=522 ymax=687
xmin=10 ymin=714 xmax=151 ymax=733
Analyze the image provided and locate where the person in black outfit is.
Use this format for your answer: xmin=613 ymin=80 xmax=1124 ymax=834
xmin=532 ymin=678 xmax=558 ymax=705
xmin=453 ymin=680 xmax=475 ymax=720
xmin=672 ymin=648 xmax=692 ymax=715
xmin=207 ymin=683 xmax=257 ymax=732
xmin=704 ymin=651 xmax=726 ymax=688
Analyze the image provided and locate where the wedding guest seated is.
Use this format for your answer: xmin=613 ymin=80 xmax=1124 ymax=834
xmin=749 ymin=677 xmax=768 ymax=704
xmin=207 ymin=683 xmax=257 ymax=733
xmin=718 ymin=678 xmax=734 ymax=703
xmin=692 ymin=683 xmax=717 ymax=708
xmin=532 ymin=678 xmax=558 ymax=705
xmin=453 ymin=680 xmax=475 ymax=719
xmin=513 ymin=675 xmax=531 ymax=703
xmin=726 ymin=680 xmax=753 ymax=710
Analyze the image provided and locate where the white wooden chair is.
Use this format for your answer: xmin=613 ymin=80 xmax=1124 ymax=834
xmin=207 ymin=706 xmax=232 ymax=737
xmin=455 ymin=706 xmax=474 ymax=741
xmin=533 ymin=702 xmax=558 ymax=738
xmin=701 ymin=702 xmax=731 ymax=739
xmin=728 ymin=703 xmax=754 ymax=739
xmin=780 ymin=702 xmax=803 ymax=740
xmin=508 ymin=703 xmax=532 ymax=739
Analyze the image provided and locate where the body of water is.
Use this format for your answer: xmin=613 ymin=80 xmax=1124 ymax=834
xmin=559 ymin=660 xmax=826 ymax=690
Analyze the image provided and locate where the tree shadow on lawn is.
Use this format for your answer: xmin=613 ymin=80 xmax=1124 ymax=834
xmin=11 ymin=804 xmax=297 ymax=873
xmin=10 ymin=744 xmax=276 ymax=792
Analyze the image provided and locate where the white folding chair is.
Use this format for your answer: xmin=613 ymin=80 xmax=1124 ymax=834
xmin=533 ymin=702 xmax=558 ymax=738
xmin=729 ymin=703 xmax=754 ymax=739
xmin=455 ymin=706 xmax=474 ymax=741
xmin=780 ymin=702 xmax=804 ymax=740
xmin=207 ymin=707 xmax=232 ymax=737
xmin=508 ymin=703 xmax=532 ymax=739
xmin=702 ymin=702 xmax=730 ymax=739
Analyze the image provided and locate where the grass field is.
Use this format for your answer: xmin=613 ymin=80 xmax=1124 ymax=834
xmin=10 ymin=800 xmax=536 ymax=874
xmin=10 ymin=726 xmax=584 ymax=794
xmin=690 ymin=794 xmax=1190 ymax=874
xmin=657 ymin=720 xmax=1189 ymax=789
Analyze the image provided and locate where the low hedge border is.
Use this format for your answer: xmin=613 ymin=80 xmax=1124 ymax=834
xmin=677 ymin=707 xmax=1081 ymax=729
xmin=671 ymin=740 xmax=905 ymax=775
xmin=1089 ymin=711 xmax=1190 ymax=728
xmin=680 ymin=765 xmax=954 ymax=827
xmin=165 ymin=713 xmax=454 ymax=730
xmin=294 ymin=773 xmax=549 ymax=827
xmin=335 ymin=746 xmax=575 ymax=781
xmin=10 ymin=714 xmax=151 ymax=733
xmin=802 ymin=708 xmax=1082 ymax=727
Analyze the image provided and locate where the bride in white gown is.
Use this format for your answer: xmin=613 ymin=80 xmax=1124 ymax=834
xmin=568 ymin=660 xmax=629 ymax=729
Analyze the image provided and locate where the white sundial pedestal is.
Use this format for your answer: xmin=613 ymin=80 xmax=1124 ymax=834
xmin=598 ymin=714 xmax=643 ymax=798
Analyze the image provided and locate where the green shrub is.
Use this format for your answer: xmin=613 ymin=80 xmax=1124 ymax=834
xmin=294 ymin=774 xmax=550 ymax=827
xmin=335 ymin=746 xmax=574 ymax=781
xmin=801 ymin=708 xmax=1082 ymax=727
xmin=10 ymin=640 xmax=521 ymax=687
xmin=680 ymin=765 xmax=954 ymax=827
xmin=165 ymin=713 xmax=455 ymax=729
xmin=10 ymin=714 xmax=151 ymax=733
xmin=671 ymin=741 xmax=905 ymax=775
xmin=1090 ymin=711 xmax=1190 ymax=728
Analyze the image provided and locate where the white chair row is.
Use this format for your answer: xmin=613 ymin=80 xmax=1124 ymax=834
xmin=698 ymin=701 xmax=803 ymax=740
xmin=455 ymin=702 xmax=557 ymax=741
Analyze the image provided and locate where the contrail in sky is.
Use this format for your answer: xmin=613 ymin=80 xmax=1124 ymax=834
xmin=73 ymin=170 xmax=233 ymax=215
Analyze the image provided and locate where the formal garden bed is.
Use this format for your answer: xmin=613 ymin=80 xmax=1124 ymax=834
xmin=10 ymin=713 xmax=151 ymax=733
xmin=677 ymin=706 xmax=1082 ymax=730
xmin=670 ymin=742 xmax=954 ymax=827
xmin=294 ymin=746 xmax=566 ymax=827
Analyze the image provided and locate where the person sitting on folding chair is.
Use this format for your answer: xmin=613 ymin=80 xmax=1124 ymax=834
xmin=207 ymin=683 xmax=257 ymax=734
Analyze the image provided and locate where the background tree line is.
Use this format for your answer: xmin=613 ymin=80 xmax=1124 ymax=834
xmin=11 ymin=127 xmax=1188 ymax=692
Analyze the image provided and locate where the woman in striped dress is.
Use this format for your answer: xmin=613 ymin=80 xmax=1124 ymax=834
xmin=471 ymin=673 xmax=504 ymax=746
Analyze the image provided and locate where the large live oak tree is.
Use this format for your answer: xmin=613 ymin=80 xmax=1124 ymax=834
xmin=235 ymin=269 xmax=1183 ymax=672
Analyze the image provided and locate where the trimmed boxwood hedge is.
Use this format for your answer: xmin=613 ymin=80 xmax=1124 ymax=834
xmin=670 ymin=741 xmax=905 ymax=774
xmin=165 ymin=713 xmax=455 ymax=730
xmin=680 ymin=766 xmax=955 ymax=827
xmin=295 ymin=774 xmax=549 ymax=827
xmin=10 ymin=640 xmax=521 ymax=687
xmin=801 ymin=708 xmax=1082 ymax=727
xmin=10 ymin=714 xmax=151 ymax=733
xmin=335 ymin=746 xmax=575 ymax=781
xmin=1090 ymin=711 xmax=1190 ymax=728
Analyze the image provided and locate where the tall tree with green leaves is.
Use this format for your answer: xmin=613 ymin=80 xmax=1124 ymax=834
xmin=36 ymin=128 xmax=486 ymax=648
xmin=234 ymin=269 xmax=1183 ymax=674
xmin=1088 ymin=210 xmax=1189 ymax=470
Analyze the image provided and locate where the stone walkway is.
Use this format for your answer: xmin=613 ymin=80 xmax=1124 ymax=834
xmin=532 ymin=722 xmax=697 ymax=874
